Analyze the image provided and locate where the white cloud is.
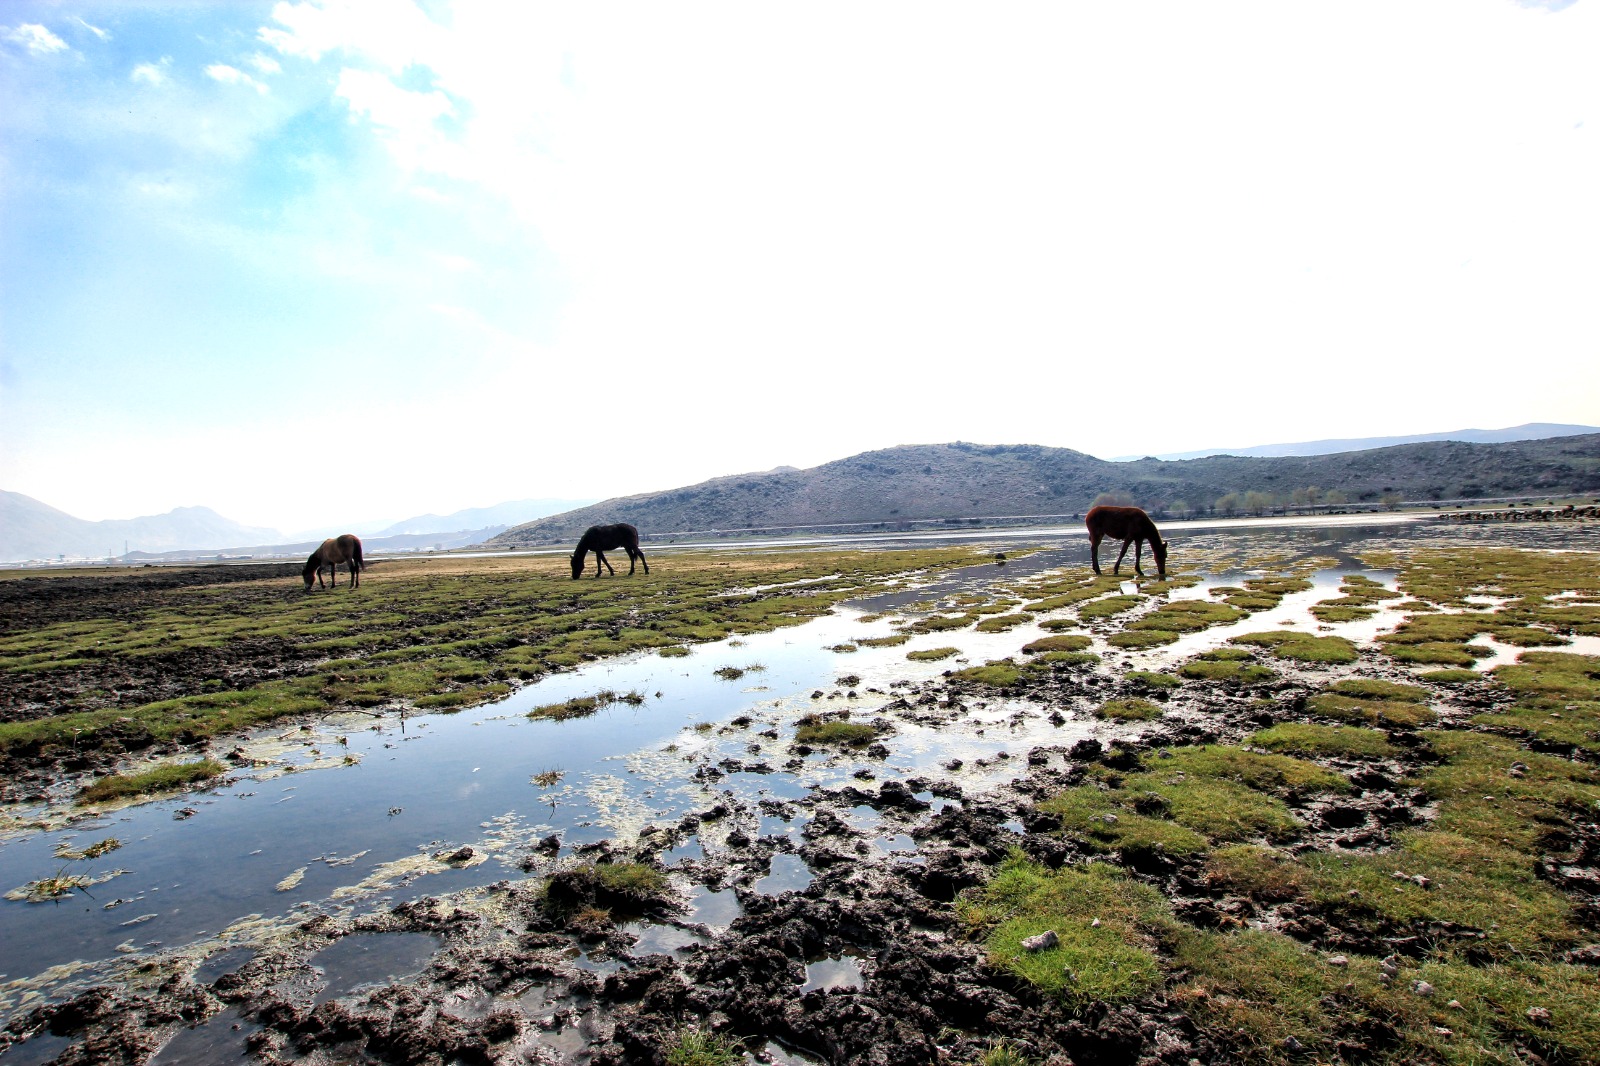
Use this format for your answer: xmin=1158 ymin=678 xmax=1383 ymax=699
xmin=260 ymin=0 xmax=438 ymax=71
xmin=206 ymin=63 xmax=269 ymax=94
xmin=248 ymin=53 xmax=282 ymax=75
xmin=73 ymin=16 xmax=109 ymax=42
xmin=334 ymin=67 xmax=453 ymax=165
xmin=131 ymin=58 xmax=172 ymax=86
xmin=3 ymin=23 xmax=68 ymax=55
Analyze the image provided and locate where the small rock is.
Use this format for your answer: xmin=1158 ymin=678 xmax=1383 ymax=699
xmin=1102 ymin=813 xmax=1119 ymax=824
xmin=173 ymin=807 xmax=197 ymax=820
xmin=1412 ymin=980 xmax=1435 ymax=996
xmin=1412 ymin=875 xmax=1432 ymax=889
xmin=1021 ymin=930 xmax=1059 ymax=952
xmin=1446 ymin=999 xmax=1463 ymax=1010
xmin=1526 ymin=1006 xmax=1552 ymax=1024
xmin=1380 ymin=955 xmax=1400 ymax=976
xmin=1327 ymin=955 xmax=1349 ymax=967
xmin=1282 ymin=1036 xmax=1303 ymax=1052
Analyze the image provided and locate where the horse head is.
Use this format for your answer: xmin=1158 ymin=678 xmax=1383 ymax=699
xmin=569 ymin=551 xmax=584 ymax=580
xmin=1153 ymin=539 xmax=1169 ymax=579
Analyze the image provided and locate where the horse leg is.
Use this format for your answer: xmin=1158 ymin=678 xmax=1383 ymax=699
xmin=597 ymin=551 xmax=615 ymax=577
xmin=626 ymin=550 xmax=636 ymax=576
xmin=1132 ymin=538 xmax=1145 ymax=577
xmin=1113 ymin=539 xmax=1132 ymax=575
xmin=1090 ymin=532 xmax=1103 ymax=574
xmin=638 ymin=548 xmax=649 ymax=575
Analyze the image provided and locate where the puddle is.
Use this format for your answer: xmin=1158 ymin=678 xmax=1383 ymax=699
xmin=146 ymin=1006 xmax=258 ymax=1065
xmin=754 ymin=854 xmax=813 ymax=896
xmin=760 ymin=814 xmax=805 ymax=839
xmin=0 ymin=1031 xmax=75 ymax=1066
xmin=570 ymin=947 xmax=623 ymax=975
xmin=624 ymin=922 xmax=707 ymax=957
xmin=875 ymin=833 xmax=918 ymax=855
xmin=685 ymin=885 xmax=742 ymax=929
xmin=800 ymin=949 xmax=867 ymax=993
xmin=755 ymin=1039 xmax=828 ymax=1064
xmin=310 ymin=932 xmax=439 ymax=1004
xmin=663 ymin=838 xmax=704 ymax=864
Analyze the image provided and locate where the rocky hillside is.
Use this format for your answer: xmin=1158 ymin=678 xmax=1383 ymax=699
xmin=487 ymin=434 xmax=1600 ymax=546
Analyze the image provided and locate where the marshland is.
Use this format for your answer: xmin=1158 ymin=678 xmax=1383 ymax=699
xmin=1 ymin=514 xmax=1597 ymax=1066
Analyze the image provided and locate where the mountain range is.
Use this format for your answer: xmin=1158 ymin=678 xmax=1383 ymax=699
xmin=0 ymin=494 xmax=594 ymax=565
xmin=488 ymin=433 xmax=1600 ymax=547
xmin=1118 ymin=422 xmax=1599 ymax=461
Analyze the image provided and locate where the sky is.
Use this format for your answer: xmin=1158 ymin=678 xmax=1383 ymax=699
xmin=2 ymin=0 xmax=1596 ymax=536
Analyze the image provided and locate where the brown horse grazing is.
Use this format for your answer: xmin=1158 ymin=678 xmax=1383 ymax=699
xmin=571 ymin=523 xmax=648 ymax=579
xmin=303 ymin=534 xmax=364 ymax=590
xmin=1086 ymin=505 xmax=1167 ymax=579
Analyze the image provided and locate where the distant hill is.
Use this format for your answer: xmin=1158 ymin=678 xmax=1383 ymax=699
xmin=0 ymin=492 xmax=284 ymax=564
xmin=1113 ymin=422 xmax=1599 ymax=462
xmin=487 ymin=434 xmax=1600 ymax=546
xmin=370 ymin=498 xmax=598 ymax=539
xmin=288 ymin=497 xmax=599 ymax=541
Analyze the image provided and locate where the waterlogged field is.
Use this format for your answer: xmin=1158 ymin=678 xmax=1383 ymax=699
xmin=0 ymin=520 xmax=1598 ymax=1065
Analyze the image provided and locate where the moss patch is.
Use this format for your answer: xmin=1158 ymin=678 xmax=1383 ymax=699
xmin=957 ymin=855 xmax=1174 ymax=1011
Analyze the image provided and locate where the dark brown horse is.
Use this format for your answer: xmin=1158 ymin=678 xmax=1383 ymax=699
xmin=303 ymin=534 xmax=364 ymax=590
xmin=571 ymin=523 xmax=648 ymax=579
xmin=1086 ymin=505 xmax=1167 ymax=579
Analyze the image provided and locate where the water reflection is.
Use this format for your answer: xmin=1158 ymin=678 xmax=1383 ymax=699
xmin=310 ymin=932 xmax=440 ymax=1004
xmin=146 ymin=1006 xmax=258 ymax=1066
xmin=754 ymin=854 xmax=813 ymax=896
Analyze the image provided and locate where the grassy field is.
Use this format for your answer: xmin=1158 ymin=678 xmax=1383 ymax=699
xmin=0 ymin=547 xmax=986 ymax=784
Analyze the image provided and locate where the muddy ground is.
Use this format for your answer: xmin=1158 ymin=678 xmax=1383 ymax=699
xmin=2 ymin=522 xmax=1598 ymax=1065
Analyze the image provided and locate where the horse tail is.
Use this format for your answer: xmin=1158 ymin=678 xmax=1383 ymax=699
xmin=352 ymin=537 xmax=365 ymax=573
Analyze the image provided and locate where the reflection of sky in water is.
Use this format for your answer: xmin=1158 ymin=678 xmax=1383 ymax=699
xmin=801 ymin=951 xmax=866 ymax=993
xmin=755 ymin=853 xmax=813 ymax=896
xmin=310 ymin=932 xmax=440 ymax=1004
xmin=624 ymin=922 xmax=706 ymax=957
xmin=4 ymin=519 xmax=1592 ymax=1024
xmin=145 ymin=1006 xmax=256 ymax=1066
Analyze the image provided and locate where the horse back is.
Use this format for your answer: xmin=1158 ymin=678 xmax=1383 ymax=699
xmin=335 ymin=533 xmax=364 ymax=569
xmin=581 ymin=523 xmax=639 ymax=551
xmin=1086 ymin=505 xmax=1158 ymax=541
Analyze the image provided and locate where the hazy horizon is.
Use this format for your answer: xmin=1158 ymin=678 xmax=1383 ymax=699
xmin=8 ymin=421 xmax=1594 ymax=538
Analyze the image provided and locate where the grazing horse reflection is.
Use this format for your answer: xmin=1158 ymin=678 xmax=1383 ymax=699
xmin=1086 ymin=506 xmax=1167 ymax=579
xmin=303 ymin=534 xmax=364 ymax=590
xmin=571 ymin=523 xmax=649 ymax=579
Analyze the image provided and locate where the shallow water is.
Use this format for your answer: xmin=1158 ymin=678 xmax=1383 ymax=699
xmin=1 ymin=517 xmax=1594 ymax=1024
xmin=799 ymin=950 xmax=866 ymax=993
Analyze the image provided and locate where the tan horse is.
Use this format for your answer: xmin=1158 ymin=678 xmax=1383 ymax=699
xmin=303 ymin=534 xmax=364 ymax=590
xmin=1086 ymin=505 xmax=1167 ymax=579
